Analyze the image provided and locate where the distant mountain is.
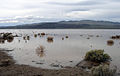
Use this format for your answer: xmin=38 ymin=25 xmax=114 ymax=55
xmin=0 ymin=20 xmax=120 ymax=29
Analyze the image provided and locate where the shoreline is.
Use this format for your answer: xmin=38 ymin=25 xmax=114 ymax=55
xmin=0 ymin=50 xmax=90 ymax=76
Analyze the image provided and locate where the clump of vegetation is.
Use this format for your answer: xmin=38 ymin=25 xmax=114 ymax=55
xmin=38 ymin=33 xmax=40 ymax=35
xmin=91 ymin=64 xmax=117 ymax=76
xmin=0 ymin=33 xmax=14 ymax=43
xmin=41 ymin=32 xmax=45 ymax=35
xmin=47 ymin=36 xmax=53 ymax=40
xmin=116 ymin=35 xmax=120 ymax=39
xmin=47 ymin=36 xmax=53 ymax=43
xmin=0 ymin=39 xmax=5 ymax=44
xmin=23 ymin=36 xmax=26 ymax=40
xmin=96 ymin=35 xmax=99 ymax=37
xmin=65 ymin=36 xmax=68 ymax=38
xmin=0 ymin=33 xmax=13 ymax=40
xmin=62 ymin=37 xmax=64 ymax=40
xmin=85 ymin=50 xmax=111 ymax=63
xmin=80 ymin=35 xmax=83 ymax=36
xmin=23 ymin=36 xmax=30 ymax=40
xmin=107 ymin=40 xmax=114 ymax=46
xmin=34 ymin=34 xmax=37 ymax=38
xmin=2 ymin=33 xmax=12 ymax=39
xmin=27 ymin=36 xmax=30 ymax=40
xmin=87 ymin=37 xmax=90 ymax=39
xmin=111 ymin=35 xmax=120 ymax=39
xmin=7 ymin=34 xmax=14 ymax=39
xmin=111 ymin=36 xmax=116 ymax=39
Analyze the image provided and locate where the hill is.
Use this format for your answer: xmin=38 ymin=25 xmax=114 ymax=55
xmin=0 ymin=20 xmax=120 ymax=29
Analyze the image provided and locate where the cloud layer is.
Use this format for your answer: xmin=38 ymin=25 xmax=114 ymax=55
xmin=0 ymin=0 xmax=120 ymax=26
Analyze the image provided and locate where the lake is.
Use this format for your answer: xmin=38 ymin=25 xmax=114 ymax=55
xmin=0 ymin=29 xmax=120 ymax=70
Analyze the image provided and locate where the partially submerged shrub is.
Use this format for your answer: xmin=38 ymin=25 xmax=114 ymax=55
xmin=38 ymin=33 xmax=40 ymax=35
xmin=34 ymin=34 xmax=37 ymax=38
xmin=47 ymin=36 xmax=53 ymax=43
xmin=107 ymin=40 xmax=114 ymax=46
xmin=116 ymin=35 xmax=120 ymax=39
xmin=7 ymin=38 xmax=14 ymax=43
xmin=3 ymin=33 xmax=12 ymax=39
xmin=65 ymin=36 xmax=68 ymax=38
xmin=0 ymin=33 xmax=13 ymax=39
xmin=0 ymin=33 xmax=14 ymax=43
xmin=85 ymin=50 xmax=111 ymax=63
xmin=27 ymin=36 xmax=30 ymax=40
xmin=96 ymin=35 xmax=99 ymax=37
xmin=23 ymin=36 xmax=26 ymax=40
xmin=7 ymin=35 xmax=14 ymax=43
xmin=62 ymin=37 xmax=64 ymax=40
xmin=80 ymin=35 xmax=83 ymax=36
xmin=7 ymin=34 xmax=13 ymax=39
xmin=47 ymin=36 xmax=53 ymax=40
xmin=111 ymin=36 xmax=116 ymax=39
xmin=41 ymin=32 xmax=45 ymax=35
xmin=111 ymin=35 xmax=120 ymax=39
xmin=0 ymin=39 xmax=5 ymax=44
xmin=87 ymin=37 xmax=90 ymax=39
xmin=23 ymin=36 xmax=30 ymax=40
xmin=91 ymin=64 xmax=117 ymax=76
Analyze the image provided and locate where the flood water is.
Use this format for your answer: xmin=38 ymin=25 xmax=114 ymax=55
xmin=0 ymin=29 xmax=120 ymax=70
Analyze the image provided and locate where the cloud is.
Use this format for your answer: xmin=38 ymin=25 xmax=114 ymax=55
xmin=0 ymin=15 xmax=59 ymax=25
xmin=0 ymin=20 xmax=18 ymax=23
xmin=0 ymin=0 xmax=120 ymax=26
xmin=66 ymin=11 xmax=96 ymax=18
xmin=47 ymin=0 xmax=105 ymax=6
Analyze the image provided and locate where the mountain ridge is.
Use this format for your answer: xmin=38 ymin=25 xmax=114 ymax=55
xmin=0 ymin=20 xmax=120 ymax=29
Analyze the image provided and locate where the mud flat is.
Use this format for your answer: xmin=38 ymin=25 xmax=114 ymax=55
xmin=0 ymin=50 xmax=90 ymax=76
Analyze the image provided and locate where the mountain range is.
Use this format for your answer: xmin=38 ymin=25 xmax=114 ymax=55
xmin=0 ymin=20 xmax=120 ymax=29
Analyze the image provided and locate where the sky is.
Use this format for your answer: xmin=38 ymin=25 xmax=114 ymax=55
xmin=0 ymin=0 xmax=120 ymax=26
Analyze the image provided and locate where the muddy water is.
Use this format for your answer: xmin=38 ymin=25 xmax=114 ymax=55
xmin=0 ymin=29 xmax=120 ymax=70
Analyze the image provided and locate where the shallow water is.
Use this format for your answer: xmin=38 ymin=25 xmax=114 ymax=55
xmin=0 ymin=29 xmax=120 ymax=70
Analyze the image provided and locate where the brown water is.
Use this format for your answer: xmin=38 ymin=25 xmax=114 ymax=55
xmin=0 ymin=29 xmax=120 ymax=70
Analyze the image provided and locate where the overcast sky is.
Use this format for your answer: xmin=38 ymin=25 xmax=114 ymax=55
xmin=0 ymin=0 xmax=120 ymax=26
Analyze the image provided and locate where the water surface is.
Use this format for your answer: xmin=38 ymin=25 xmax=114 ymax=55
xmin=0 ymin=29 xmax=120 ymax=70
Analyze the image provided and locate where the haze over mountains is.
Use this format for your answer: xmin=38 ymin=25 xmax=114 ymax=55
xmin=0 ymin=20 xmax=120 ymax=29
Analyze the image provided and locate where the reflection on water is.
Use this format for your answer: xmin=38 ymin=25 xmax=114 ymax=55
xmin=0 ymin=29 xmax=120 ymax=70
xmin=47 ymin=39 xmax=53 ymax=43
xmin=36 ymin=45 xmax=45 ymax=57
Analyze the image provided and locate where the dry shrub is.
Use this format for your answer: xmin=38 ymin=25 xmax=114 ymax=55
xmin=91 ymin=64 xmax=117 ymax=76
xmin=36 ymin=45 xmax=45 ymax=57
